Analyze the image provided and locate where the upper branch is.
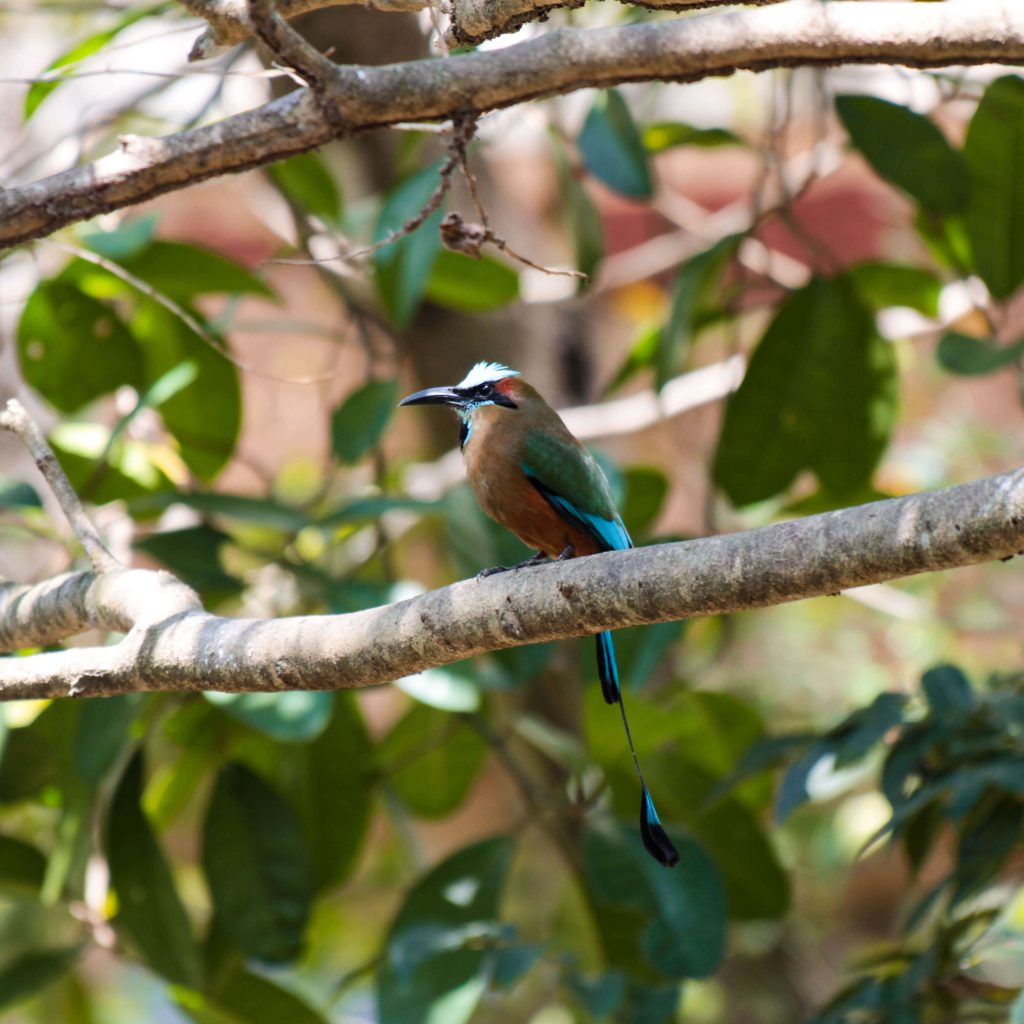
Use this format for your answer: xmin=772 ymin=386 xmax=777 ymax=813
xmin=1 ymin=465 xmax=1022 ymax=701
xmin=3 ymin=0 xmax=1024 ymax=251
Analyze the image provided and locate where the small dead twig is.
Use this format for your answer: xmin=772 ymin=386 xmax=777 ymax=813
xmin=0 ymin=400 xmax=119 ymax=574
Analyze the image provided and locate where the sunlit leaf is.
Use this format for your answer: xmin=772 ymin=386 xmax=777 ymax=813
xmin=642 ymin=122 xmax=742 ymax=152
xmin=80 ymin=214 xmax=159 ymax=260
xmin=204 ymin=692 xmax=334 ymax=743
xmin=425 ymin=251 xmax=519 ymax=313
xmin=17 ymin=282 xmax=143 ymax=412
xmin=847 ymin=262 xmax=941 ymax=316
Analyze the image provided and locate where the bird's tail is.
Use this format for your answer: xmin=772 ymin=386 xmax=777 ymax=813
xmin=595 ymin=631 xmax=680 ymax=868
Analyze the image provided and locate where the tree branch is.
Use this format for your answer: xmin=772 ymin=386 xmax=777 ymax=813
xmin=2 ymin=466 xmax=1022 ymax=701
xmin=3 ymin=0 xmax=1023 ymax=252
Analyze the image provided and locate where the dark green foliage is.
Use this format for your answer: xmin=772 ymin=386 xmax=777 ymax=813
xmin=425 ymin=251 xmax=520 ymax=312
xmin=714 ymin=276 xmax=898 ymax=506
xmin=268 ymin=152 xmax=343 ymax=226
xmin=936 ymin=332 xmax=1024 ymax=376
xmin=331 ymin=378 xmax=399 ymax=464
xmin=201 ymin=763 xmax=313 ymax=963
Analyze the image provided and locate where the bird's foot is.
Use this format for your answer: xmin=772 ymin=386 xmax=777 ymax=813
xmin=555 ymin=544 xmax=575 ymax=561
xmin=477 ymin=551 xmax=548 ymax=580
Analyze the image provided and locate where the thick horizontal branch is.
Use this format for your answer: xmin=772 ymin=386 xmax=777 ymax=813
xmin=1 ymin=466 xmax=1022 ymax=701
xmin=3 ymin=0 xmax=1024 ymax=251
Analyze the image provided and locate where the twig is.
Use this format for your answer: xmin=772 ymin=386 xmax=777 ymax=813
xmin=0 ymin=400 xmax=120 ymax=574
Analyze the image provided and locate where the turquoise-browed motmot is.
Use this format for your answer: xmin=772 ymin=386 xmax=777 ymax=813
xmin=400 ymin=362 xmax=679 ymax=867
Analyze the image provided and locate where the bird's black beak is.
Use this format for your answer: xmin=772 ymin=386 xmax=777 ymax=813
xmin=398 ymin=386 xmax=464 ymax=408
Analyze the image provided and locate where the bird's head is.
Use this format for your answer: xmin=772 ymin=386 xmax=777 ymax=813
xmin=399 ymin=362 xmax=523 ymax=417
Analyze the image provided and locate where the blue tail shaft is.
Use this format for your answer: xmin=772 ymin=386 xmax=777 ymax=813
xmin=595 ymin=631 xmax=679 ymax=868
xmin=595 ymin=631 xmax=621 ymax=705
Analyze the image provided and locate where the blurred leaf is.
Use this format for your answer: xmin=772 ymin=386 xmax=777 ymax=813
xmin=268 ymin=152 xmax=342 ymax=226
xmin=317 ymin=495 xmax=438 ymax=528
xmin=642 ymin=122 xmax=742 ymax=152
xmin=107 ymin=753 xmax=200 ymax=986
xmin=135 ymin=526 xmax=242 ymax=600
xmin=713 ymin=276 xmax=897 ymax=506
xmin=80 ymin=214 xmax=159 ymax=260
xmin=396 ymin=667 xmax=482 ymax=713
xmin=620 ymin=982 xmax=682 ymax=1024
xmin=920 ymin=664 xmax=974 ymax=714
xmin=847 ymin=262 xmax=941 ymax=316
xmin=620 ymin=467 xmax=669 ymax=535
xmin=17 ymin=281 xmax=143 ymax=412
xmin=1012 ymin=988 xmax=1024 ymax=1024
xmin=950 ymin=795 xmax=1023 ymax=906
xmin=131 ymin=491 xmax=310 ymax=532
xmin=205 ymin=959 xmax=329 ymax=1024
xmin=73 ymin=694 xmax=141 ymax=785
xmin=204 ymin=692 xmax=334 ymax=743
xmin=776 ymin=741 xmax=831 ymax=824
xmin=284 ymin=692 xmax=375 ymax=891
xmin=579 ymin=90 xmax=653 ymax=199
xmin=0 ymin=947 xmax=83 ymax=1013
xmin=374 ymin=163 xmax=445 ymax=326
xmin=118 ymin=241 xmax=273 ymax=301
xmin=378 ymin=838 xmax=513 ymax=1024
xmin=331 ymin=378 xmax=399 ymax=464
xmin=424 ymin=251 xmax=519 ymax=312
xmin=0 ymin=835 xmax=46 ymax=894
xmin=202 ymin=763 xmax=313 ymax=963
xmin=656 ymin=235 xmax=740 ymax=388
xmin=380 ymin=705 xmax=486 ymax=819
xmin=130 ymin=301 xmax=241 ymax=480
xmin=936 ymin=332 xmax=1024 ymax=376
xmin=964 ymin=75 xmax=1024 ymax=299
xmin=24 ymin=4 xmax=163 ymax=118
xmin=583 ymin=824 xmax=726 ymax=979
xmin=554 ymin=141 xmax=604 ymax=288
xmin=836 ymin=95 xmax=968 ymax=214
xmin=567 ymin=968 xmax=626 ymax=1018
xmin=609 ymin=325 xmax=659 ymax=394
xmin=0 ymin=480 xmax=41 ymax=509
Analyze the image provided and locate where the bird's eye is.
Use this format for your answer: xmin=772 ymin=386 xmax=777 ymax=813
xmin=480 ymin=383 xmax=494 ymax=397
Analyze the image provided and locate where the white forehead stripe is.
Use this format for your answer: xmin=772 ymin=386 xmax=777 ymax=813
xmin=457 ymin=361 xmax=520 ymax=389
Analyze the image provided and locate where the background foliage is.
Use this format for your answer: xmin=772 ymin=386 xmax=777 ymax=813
xmin=1 ymin=5 xmax=1023 ymax=1023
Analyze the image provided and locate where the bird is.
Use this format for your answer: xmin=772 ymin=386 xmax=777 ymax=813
xmin=400 ymin=361 xmax=679 ymax=868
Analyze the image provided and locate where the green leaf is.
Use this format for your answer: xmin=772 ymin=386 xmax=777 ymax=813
xmin=0 ymin=947 xmax=83 ymax=1013
xmin=80 ymin=214 xmax=159 ymax=260
xmin=1012 ymin=987 xmax=1024 ymax=1024
xmin=380 ymin=705 xmax=486 ymax=819
xmin=642 ymin=122 xmax=742 ymax=152
xmin=73 ymin=694 xmax=141 ymax=785
xmin=268 ymin=152 xmax=342 ymax=226
xmin=283 ymin=693 xmax=375 ymax=891
xmin=204 ymin=692 xmax=334 ymax=743
xmin=921 ymin=664 xmax=974 ymax=714
xmin=583 ymin=825 xmax=726 ymax=979
xmin=846 ymin=262 xmax=941 ymax=316
xmin=620 ymin=467 xmax=669 ymax=536
xmin=205 ymin=959 xmax=329 ymax=1024
xmin=202 ymin=763 xmax=313 ymax=963
xmin=377 ymin=838 xmax=514 ymax=1024
xmin=24 ymin=4 xmax=163 ymax=118
xmin=0 ymin=480 xmax=42 ymax=509
xmin=936 ymin=332 xmax=1024 ymax=376
xmin=713 ymin=276 xmax=898 ymax=506
xmin=579 ymin=90 xmax=654 ymax=199
xmin=107 ymin=753 xmax=201 ymax=986
xmin=374 ymin=163 xmax=445 ymax=326
xmin=567 ymin=969 xmax=626 ymax=1019
xmin=130 ymin=300 xmax=242 ymax=480
xmin=0 ymin=835 xmax=47 ymax=894
xmin=118 ymin=241 xmax=273 ymax=302
xmin=17 ymin=282 xmax=143 ymax=412
xmin=331 ymin=378 xmax=399 ymax=464
xmin=835 ymin=95 xmax=968 ymax=214
xmin=131 ymin=491 xmax=310 ymax=532
xmin=964 ymin=76 xmax=1024 ymax=299
xmin=135 ymin=526 xmax=242 ymax=600
xmin=554 ymin=139 xmax=604 ymax=288
xmin=424 ymin=251 xmax=519 ymax=313
xmin=396 ymin=667 xmax=482 ymax=713
xmin=657 ymin=235 xmax=739 ymax=388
